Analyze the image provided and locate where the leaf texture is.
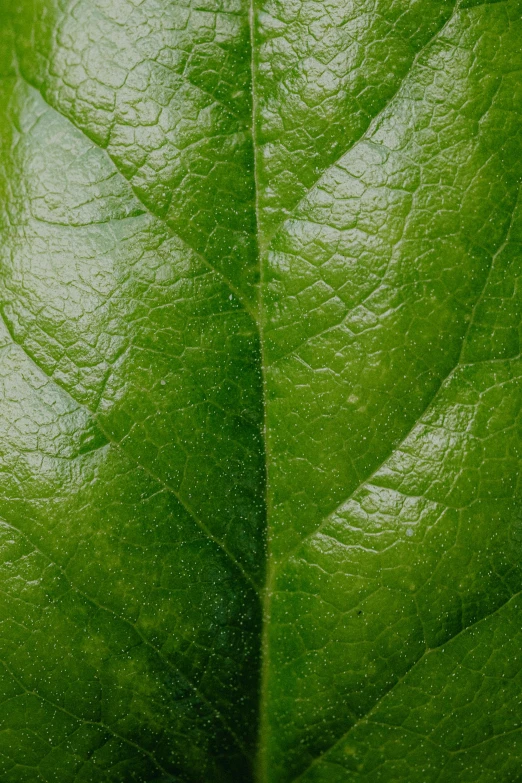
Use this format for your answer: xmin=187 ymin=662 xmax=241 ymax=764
xmin=0 ymin=1 xmax=521 ymax=782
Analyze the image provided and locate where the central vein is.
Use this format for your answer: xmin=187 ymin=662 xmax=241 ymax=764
xmin=248 ymin=2 xmax=276 ymax=780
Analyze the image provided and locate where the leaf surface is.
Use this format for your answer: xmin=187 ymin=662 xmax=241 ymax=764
xmin=0 ymin=1 xmax=521 ymax=781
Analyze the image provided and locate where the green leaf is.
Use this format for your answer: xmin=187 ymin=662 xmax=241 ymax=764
xmin=0 ymin=1 xmax=521 ymax=781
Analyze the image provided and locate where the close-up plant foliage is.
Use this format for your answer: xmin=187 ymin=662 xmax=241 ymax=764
xmin=0 ymin=0 xmax=521 ymax=781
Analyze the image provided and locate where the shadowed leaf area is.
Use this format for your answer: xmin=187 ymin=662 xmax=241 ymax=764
xmin=0 ymin=0 xmax=521 ymax=781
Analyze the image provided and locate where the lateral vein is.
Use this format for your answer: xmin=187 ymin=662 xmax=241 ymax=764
xmin=291 ymin=588 xmax=522 ymax=782
xmin=14 ymin=69 xmax=258 ymax=322
xmin=263 ymin=0 xmax=462 ymax=252
xmin=0 ymin=303 xmax=261 ymax=601
xmin=0 ymin=515 xmax=254 ymax=764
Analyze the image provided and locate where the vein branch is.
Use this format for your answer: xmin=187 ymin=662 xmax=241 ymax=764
xmin=291 ymin=588 xmax=522 ymax=782
xmin=0 ymin=303 xmax=260 ymax=594
xmin=263 ymin=0 xmax=462 ymax=251
xmin=14 ymin=68 xmax=258 ymax=322
xmin=278 ymin=189 xmax=520 ymax=572
xmin=0 ymin=515 xmax=253 ymax=765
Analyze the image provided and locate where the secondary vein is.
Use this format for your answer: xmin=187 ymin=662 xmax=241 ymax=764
xmin=14 ymin=67 xmax=258 ymax=322
xmin=291 ymin=588 xmax=522 ymax=782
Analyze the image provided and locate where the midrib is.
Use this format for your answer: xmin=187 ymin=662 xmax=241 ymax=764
xmin=247 ymin=2 xmax=275 ymax=780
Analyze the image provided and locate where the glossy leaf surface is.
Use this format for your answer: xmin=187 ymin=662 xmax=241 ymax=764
xmin=0 ymin=1 xmax=521 ymax=781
